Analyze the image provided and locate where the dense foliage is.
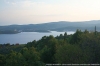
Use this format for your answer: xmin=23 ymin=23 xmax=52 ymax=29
xmin=0 ymin=30 xmax=100 ymax=66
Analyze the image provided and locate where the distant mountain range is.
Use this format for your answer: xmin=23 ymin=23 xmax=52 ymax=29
xmin=0 ymin=20 xmax=100 ymax=33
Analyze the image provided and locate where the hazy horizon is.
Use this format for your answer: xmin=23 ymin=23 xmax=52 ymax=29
xmin=0 ymin=20 xmax=100 ymax=26
xmin=0 ymin=0 xmax=100 ymax=25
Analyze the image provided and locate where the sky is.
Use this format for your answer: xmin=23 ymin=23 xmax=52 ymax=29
xmin=0 ymin=0 xmax=100 ymax=25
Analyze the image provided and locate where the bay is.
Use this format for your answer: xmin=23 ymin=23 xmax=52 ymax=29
xmin=0 ymin=31 xmax=75 ymax=44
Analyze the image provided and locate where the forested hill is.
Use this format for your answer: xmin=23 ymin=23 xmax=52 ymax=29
xmin=0 ymin=20 xmax=100 ymax=32
xmin=1 ymin=30 xmax=100 ymax=65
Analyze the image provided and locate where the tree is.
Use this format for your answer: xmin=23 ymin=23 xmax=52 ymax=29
xmin=64 ymin=32 xmax=67 ymax=40
xmin=5 ymin=50 xmax=26 ymax=66
xmin=0 ymin=54 xmax=5 ymax=66
xmin=40 ymin=37 xmax=58 ymax=63
xmin=84 ymin=29 xmax=89 ymax=34
xmin=80 ymin=33 xmax=100 ymax=63
xmin=55 ymin=44 xmax=87 ymax=64
xmin=21 ymin=47 xmax=44 ymax=66
xmin=70 ymin=29 xmax=82 ymax=44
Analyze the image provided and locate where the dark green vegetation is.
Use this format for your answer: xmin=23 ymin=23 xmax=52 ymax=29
xmin=1 ymin=20 xmax=100 ymax=33
xmin=1 ymin=29 xmax=100 ymax=66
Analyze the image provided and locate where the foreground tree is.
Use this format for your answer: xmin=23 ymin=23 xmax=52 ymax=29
xmin=0 ymin=54 xmax=5 ymax=66
xmin=55 ymin=44 xmax=88 ymax=64
xmin=5 ymin=50 xmax=26 ymax=66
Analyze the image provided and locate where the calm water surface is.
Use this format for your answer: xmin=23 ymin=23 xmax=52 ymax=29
xmin=0 ymin=31 xmax=75 ymax=44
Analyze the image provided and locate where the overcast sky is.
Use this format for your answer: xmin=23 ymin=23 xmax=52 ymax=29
xmin=0 ymin=0 xmax=100 ymax=25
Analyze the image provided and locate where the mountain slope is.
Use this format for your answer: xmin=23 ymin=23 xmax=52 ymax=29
xmin=0 ymin=20 xmax=100 ymax=32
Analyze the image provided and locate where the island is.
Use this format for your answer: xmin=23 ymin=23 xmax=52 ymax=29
xmin=22 ymin=29 xmax=50 ymax=33
xmin=0 ymin=30 xmax=20 ymax=34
